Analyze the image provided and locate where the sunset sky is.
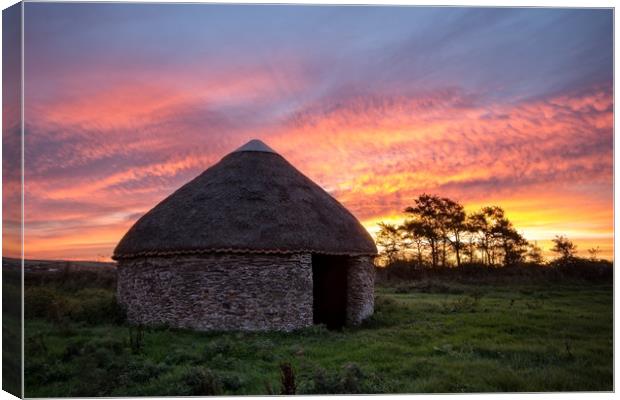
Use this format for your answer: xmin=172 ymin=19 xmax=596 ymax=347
xmin=10 ymin=4 xmax=613 ymax=261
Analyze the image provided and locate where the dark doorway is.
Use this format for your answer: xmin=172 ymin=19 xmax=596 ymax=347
xmin=312 ymin=255 xmax=348 ymax=329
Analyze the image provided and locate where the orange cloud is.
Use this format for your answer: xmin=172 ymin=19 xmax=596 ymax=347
xmin=22 ymin=82 xmax=613 ymax=261
xmin=264 ymin=86 xmax=612 ymax=259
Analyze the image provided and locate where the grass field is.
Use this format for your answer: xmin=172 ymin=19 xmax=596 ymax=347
xmin=23 ymin=277 xmax=613 ymax=396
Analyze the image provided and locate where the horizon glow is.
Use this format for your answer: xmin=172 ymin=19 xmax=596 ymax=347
xmin=7 ymin=4 xmax=613 ymax=261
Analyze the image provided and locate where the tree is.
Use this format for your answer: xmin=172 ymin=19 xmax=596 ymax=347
xmin=468 ymin=207 xmax=501 ymax=265
xmin=587 ymin=246 xmax=600 ymax=262
xmin=483 ymin=206 xmax=507 ymax=265
xmin=551 ymin=235 xmax=577 ymax=261
xmin=404 ymin=194 xmax=444 ymax=268
xmin=380 ymin=194 xmax=531 ymax=268
xmin=441 ymin=197 xmax=467 ymax=267
xmin=375 ymin=222 xmax=403 ymax=265
xmin=467 ymin=206 xmax=527 ymax=266
xmin=465 ymin=213 xmax=486 ymax=264
xmin=404 ymin=194 xmax=468 ymax=268
xmin=526 ymin=242 xmax=544 ymax=264
xmin=400 ymin=220 xmax=428 ymax=266
xmin=492 ymin=215 xmax=528 ymax=266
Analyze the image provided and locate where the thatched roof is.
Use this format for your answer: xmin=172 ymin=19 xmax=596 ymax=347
xmin=113 ymin=140 xmax=377 ymax=260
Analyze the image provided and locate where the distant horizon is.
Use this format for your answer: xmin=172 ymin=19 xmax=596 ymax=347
xmin=3 ymin=4 xmax=613 ymax=262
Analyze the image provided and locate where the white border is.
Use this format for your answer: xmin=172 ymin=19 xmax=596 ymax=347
xmin=0 ymin=2 xmax=616 ymax=400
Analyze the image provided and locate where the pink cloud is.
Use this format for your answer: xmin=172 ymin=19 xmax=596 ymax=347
xmin=22 ymin=81 xmax=613 ymax=260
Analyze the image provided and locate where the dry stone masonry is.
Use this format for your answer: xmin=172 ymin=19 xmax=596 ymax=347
xmin=346 ymin=256 xmax=375 ymax=325
xmin=117 ymin=253 xmax=313 ymax=331
xmin=117 ymin=252 xmax=375 ymax=331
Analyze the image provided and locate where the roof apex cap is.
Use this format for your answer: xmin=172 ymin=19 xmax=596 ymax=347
xmin=233 ymin=139 xmax=277 ymax=154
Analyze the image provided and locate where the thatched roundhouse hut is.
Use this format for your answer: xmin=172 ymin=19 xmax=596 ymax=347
xmin=113 ymin=140 xmax=377 ymax=331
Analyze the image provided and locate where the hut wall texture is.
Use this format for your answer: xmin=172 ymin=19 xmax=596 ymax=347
xmin=346 ymin=256 xmax=375 ymax=325
xmin=116 ymin=253 xmax=313 ymax=331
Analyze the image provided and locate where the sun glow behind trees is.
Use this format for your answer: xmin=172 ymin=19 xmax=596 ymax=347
xmin=374 ymin=194 xmax=605 ymax=266
xmin=376 ymin=195 xmax=522 ymax=266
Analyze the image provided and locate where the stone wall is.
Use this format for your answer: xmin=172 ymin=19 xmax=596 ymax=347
xmin=346 ymin=256 xmax=375 ymax=325
xmin=117 ymin=253 xmax=313 ymax=331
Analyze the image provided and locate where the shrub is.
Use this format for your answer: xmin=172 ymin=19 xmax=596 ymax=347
xmin=25 ymin=267 xmax=116 ymax=292
xmin=61 ymin=336 xmax=126 ymax=365
xmin=299 ymin=363 xmax=384 ymax=394
xmin=219 ymin=371 xmax=245 ymax=392
xmin=375 ymin=260 xmax=424 ymax=282
xmin=117 ymin=360 xmax=170 ymax=386
xmin=70 ymin=366 xmax=118 ymax=397
xmin=25 ymin=286 xmax=126 ymax=325
xmin=182 ymin=366 xmax=223 ymax=396
xmin=61 ymin=341 xmax=83 ymax=362
xmin=26 ymin=334 xmax=48 ymax=356
xmin=24 ymin=287 xmax=64 ymax=320
xmin=340 ymin=363 xmax=366 ymax=393
xmin=71 ymin=289 xmax=126 ymax=324
xmin=64 ymin=341 xmax=132 ymax=397
xmin=376 ymin=257 xmax=612 ymax=285
xmin=553 ymin=258 xmax=613 ymax=282
xmin=3 ymin=280 xmax=22 ymax=316
xmin=25 ymin=359 xmax=71 ymax=385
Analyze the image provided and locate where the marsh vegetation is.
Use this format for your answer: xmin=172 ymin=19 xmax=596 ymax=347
xmin=22 ymin=263 xmax=612 ymax=396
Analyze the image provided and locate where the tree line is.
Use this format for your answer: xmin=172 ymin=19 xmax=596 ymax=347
xmin=376 ymin=194 xmax=587 ymax=268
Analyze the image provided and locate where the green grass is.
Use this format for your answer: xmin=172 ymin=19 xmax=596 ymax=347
xmin=24 ymin=281 xmax=612 ymax=396
xmin=3 ymin=269 xmax=22 ymax=397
